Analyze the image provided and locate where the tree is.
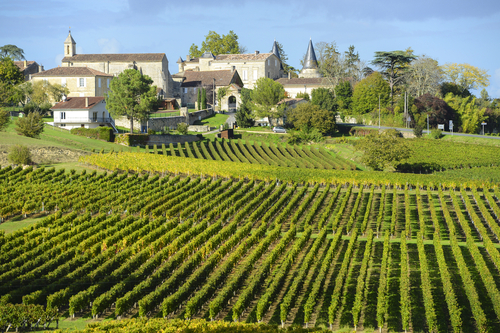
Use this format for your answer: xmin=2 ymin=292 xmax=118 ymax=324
xmin=440 ymin=82 xmax=471 ymax=98
xmin=287 ymin=102 xmax=336 ymax=134
xmin=270 ymin=41 xmax=297 ymax=77
xmin=311 ymin=87 xmax=336 ymax=112
xmin=371 ymin=51 xmax=417 ymax=105
xmin=352 ymin=72 xmax=390 ymax=114
xmin=407 ymin=56 xmax=443 ymax=97
xmin=334 ymin=81 xmax=352 ymax=114
xmin=442 ymin=63 xmax=490 ymax=95
xmin=197 ymin=88 xmax=201 ymax=110
xmin=201 ymin=88 xmax=207 ymax=110
xmin=105 ymin=69 xmax=158 ymax=133
xmin=0 ymin=108 xmax=10 ymax=131
xmin=0 ymin=57 xmax=24 ymax=104
xmin=13 ymin=81 xmax=65 ymax=114
xmin=414 ymin=94 xmax=455 ymax=128
xmin=189 ymin=30 xmax=245 ymax=58
xmin=15 ymin=111 xmax=45 ymax=138
xmin=235 ymin=88 xmax=254 ymax=128
xmin=444 ymin=94 xmax=486 ymax=134
xmin=0 ymin=45 xmax=25 ymax=60
xmin=251 ymin=77 xmax=285 ymax=119
xmin=355 ymin=130 xmax=412 ymax=170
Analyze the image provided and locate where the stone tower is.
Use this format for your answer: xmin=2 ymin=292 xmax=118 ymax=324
xmin=272 ymin=40 xmax=283 ymax=70
xmin=299 ymin=39 xmax=322 ymax=78
xmin=64 ymin=30 xmax=76 ymax=58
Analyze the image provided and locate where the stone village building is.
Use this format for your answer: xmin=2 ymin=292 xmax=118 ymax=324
xmin=172 ymin=70 xmax=243 ymax=111
xmin=60 ymin=31 xmax=174 ymax=99
xmin=31 ymin=67 xmax=113 ymax=100
xmin=14 ymin=60 xmax=44 ymax=81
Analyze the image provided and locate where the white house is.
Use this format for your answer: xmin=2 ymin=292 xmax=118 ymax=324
xmin=50 ymin=96 xmax=116 ymax=131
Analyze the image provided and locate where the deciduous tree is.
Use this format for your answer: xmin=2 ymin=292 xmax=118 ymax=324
xmin=0 ymin=108 xmax=10 ymax=131
xmin=442 ymin=63 xmax=490 ymax=95
xmin=189 ymin=30 xmax=245 ymax=58
xmin=235 ymin=88 xmax=254 ymax=128
xmin=288 ymin=102 xmax=336 ymax=134
xmin=311 ymin=87 xmax=336 ymax=112
xmin=251 ymin=77 xmax=285 ymax=119
xmin=407 ymin=56 xmax=443 ymax=97
xmin=334 ymin=81 xmax=352 ymax=114
xmin=414 ymin=94 xmax=455 ymax=128
xmin=444 ymin=94 xmax=486 ymax=134
xmin=352 ymin=72 xmax=390 ymax=114
xmin=0 ymin=57 xmax=24 ymax=104
xmin=355 ymin=129 xmax=412 ymax=170
xmin=371 ymin=51 xmax=417 ymax=105
xmin=105 ymin=69 xmax=158 ymax=133
xmin=15 ymin=111 xmax=44 ymax=138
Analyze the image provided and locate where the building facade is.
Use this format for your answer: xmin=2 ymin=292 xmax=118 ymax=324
xmin=60 ymin=31 xmax=173 ymax=98
xmin=50 ymin=96 xmax=115 ymax=130
xmin=176 ymin=43 xmax=283 ymax=89
xmin=31 ymin=67 xmax=113 ymax=99
xmin=14 ymin=61 xmax=44 ymax=81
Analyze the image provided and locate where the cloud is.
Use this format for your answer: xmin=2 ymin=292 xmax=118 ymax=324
xmin=98 ymin=38 xmax=120 ymax=54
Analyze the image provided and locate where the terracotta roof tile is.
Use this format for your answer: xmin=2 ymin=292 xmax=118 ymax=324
xmin=62 ymin=53 xmax=165 ymax=62
xmin=51 ymin=97 xmax=105 ymax=110
xmin=14 ymin=61 xmax=36 ymax=71
xmin=31 ymin=67 xmax=113 ymax=77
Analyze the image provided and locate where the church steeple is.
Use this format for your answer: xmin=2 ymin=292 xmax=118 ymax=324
xmin=64 ymin=29 xmax=76 ymax=57
xmin=299 ymin=38 xmax=322 ymax=78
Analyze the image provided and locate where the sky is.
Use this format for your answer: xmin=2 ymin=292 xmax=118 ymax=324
xmin=1 ymin=0 xmax=499 ymax=97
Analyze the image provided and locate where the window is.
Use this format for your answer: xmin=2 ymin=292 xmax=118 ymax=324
xmin=275 ymin=59 xmax=277 ymax=67
xmin=61 ymin=112 xmax=66 ymax=120
xmin=98 ymin=78 xmax=101 ymax=88
xmin=267 ymin=59 xmax=270 ymax=66
xmin=79 ymin=78 xmax=86 ymax=87
xmin=184 ymin=88 xmax=187 ymax=94
xmin=93 ymin=112 xmax=98 ymax=121
xmin=242 ymin=70 xmax=248 ymax=80
xmin=193 ymin=87 xmax=197 ymax=94
xmin=267 ymin=72 xmax=270 ymax=78
xmin=61 ymin=78 xmax=66 ymax=86
xmin=60 ymin=123 xmax=66 ymax=127
xmin=253 ymin=69 xmax=258 ymax=80
xmin=107 ymin=79 xmax=110 ymax=88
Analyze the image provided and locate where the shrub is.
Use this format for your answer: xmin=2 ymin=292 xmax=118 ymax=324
xmin=0 ymin=109 xmax=11 ymax=131
xmin=8 ymin=145 xmax=32 ymax=165
xmin=430 ymin=129 xmax=442 ymax=139
xmin=114 ymin=134 xmax=149 ymax=146
xmin=413 ymin=125 xmax=423 ymax=138
xmin=177 ymin=122 xmax=188 ymax=135
xmin=148 ymin=128 xmax=156 ymax=135
xmin=70 ymin=127 xmax=114 ymax=142
xmin=15 ymin=112 xmax=44 ymax=138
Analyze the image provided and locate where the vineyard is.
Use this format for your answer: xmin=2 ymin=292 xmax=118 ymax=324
xmin=2 ymin=163 xmax=500 ymax=332
xmin=141 ymin=139 xmax=357 ymax=170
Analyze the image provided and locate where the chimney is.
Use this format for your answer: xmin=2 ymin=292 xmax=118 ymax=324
xmin=186 ymin=55 xmax=191 ymax=61
xmin=231 ymin=66 xmax=235 ymax=73
xmin=255 ymin=50 xmax=260 ymax=55
xmin=39 ymin=65 xmax=44 ymax=72
xmin=23 ymin=60 xmax=27 ymax=67
xmin=85 ymin=97 xmax=89 ymax=108
xmin=288 ymin=72 xmax=291 ymax=79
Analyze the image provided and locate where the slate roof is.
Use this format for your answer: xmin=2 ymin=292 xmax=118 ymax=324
xmin=303 ymin=39 xmax=318 ymax=69
xmin=31 ymin=67 xmax=113 ymax=77
xmin=276 ymin=78 xmax=327 ymax=85
xmin=51 ymin=97 xmax=105 ymax=110
xmin=62 ymin=53 xmax=165 ymax=63
xmin=180 ymin=70 xmax=242 ymax=87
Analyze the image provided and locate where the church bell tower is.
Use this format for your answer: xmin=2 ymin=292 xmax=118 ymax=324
xmin=64 ymin=29 xmax=76 ymax=57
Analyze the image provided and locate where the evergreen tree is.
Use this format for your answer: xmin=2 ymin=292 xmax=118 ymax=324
xmin=197 ymin=88 xmax=201 ymax=110
xmin=235 ymin=88 xmax=254 ymax=128
xmin=201 ymin=88 xmax=207 ymax=109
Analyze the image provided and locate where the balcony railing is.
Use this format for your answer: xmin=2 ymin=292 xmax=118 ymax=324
xmin=54 ymin=117 xmax=113 ymax=123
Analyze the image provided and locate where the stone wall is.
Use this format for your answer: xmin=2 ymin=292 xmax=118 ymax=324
xmin=116 ymin=109 xmax=213 ymax=132
xmin=188 ymin=125 xmax=210 ymax=132
xmin=147 ymin=134 xmax=200 ymax=146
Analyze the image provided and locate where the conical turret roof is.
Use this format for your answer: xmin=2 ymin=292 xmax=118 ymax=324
xmin=272 ymin=40 xmax=283 ymax=70
xmin=65 ymin=31 xmax=76 ymax=44
xmin=303 ymin=39 xmax=318 ymax=70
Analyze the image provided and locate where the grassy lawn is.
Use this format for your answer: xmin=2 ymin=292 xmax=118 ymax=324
xmin=193 ymin=113 xmax=228 ymax=129
xmin=0 ymin=215 xmax=45 ymax=234
xmin=236 ymin=126 xmax=274 ymax=132
xmin=439 ymin=133 xmax=500 ymax=146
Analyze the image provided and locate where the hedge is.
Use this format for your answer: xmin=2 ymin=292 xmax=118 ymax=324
xmin=115 ymin=134 xmax=149 ymax=146
xmin=70 ymin=127 xmax=114 ymax=142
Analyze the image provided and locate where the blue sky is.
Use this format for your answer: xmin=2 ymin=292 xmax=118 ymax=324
xmin=1 ymin=0 xmax=499 ymax=97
